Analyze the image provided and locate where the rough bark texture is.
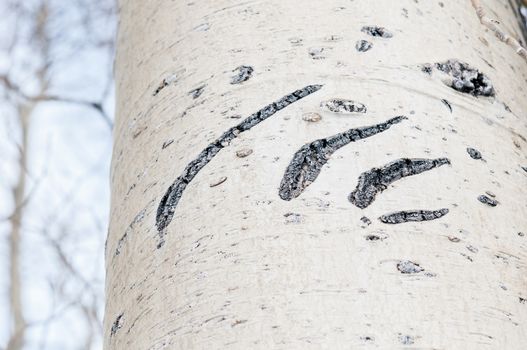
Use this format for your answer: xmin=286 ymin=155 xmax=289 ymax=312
xmin=106 ymin=0 xmax=527 ymax=349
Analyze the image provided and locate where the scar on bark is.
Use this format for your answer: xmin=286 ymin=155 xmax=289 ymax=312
xmin=349 ymin=158 xmax=450 ymax=209
xmin=379 ymin=208 xmax=449 ymax=224
xmin=110 ymin=313 xmax=124 ymax=336
xmin=423 ymin=59 xmax=495 ymax=97
xmin=230 ymin=65 xmax=253 ymax=84
xmin=361 ymin=26 xmax=393 ymax=38
xmin=156 ymin=84 xmax=323 ymax=236
xmin=397 ymin=260 xmax=423 ymax=274
xmin=278 ymin=116 xmax=407 ymax=201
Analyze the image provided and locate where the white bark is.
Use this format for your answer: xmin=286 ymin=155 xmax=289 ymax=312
xmin=106 ymin=0 xmax=527 ymax=349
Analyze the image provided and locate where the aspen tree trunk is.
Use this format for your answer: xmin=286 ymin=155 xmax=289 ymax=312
xmin=106 ymin=0 xmax=527 ymax=348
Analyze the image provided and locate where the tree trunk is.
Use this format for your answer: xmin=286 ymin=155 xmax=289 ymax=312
xmin=106 ymin=0 xmax=527 ymax=348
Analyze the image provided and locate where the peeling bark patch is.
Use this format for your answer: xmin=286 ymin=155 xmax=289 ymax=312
xmin=478 ymin=194 xmax=498 ymax=207
xmin=110 ymin=313 xmax=124 ymax=336
xmin=397 ymin=260 xmax=423 ymax=274
xmin=433 ymin=59 xmax=495 ymax=97
xmin=379 ymin=208 xmax=449 ymax=224
xmin=349 ymin=158 xmax=450 ymax=209
xmin=355 ymin=40 xmax=373 ymax=52
xmin=230 ymin=65 xmax=253 ymax=84
xmin=361 ymin=26 xmax=393 ymax=38
xmin=466 ymin=147 xmax=482 ymax=159
xmin=279 ymin=116 xmax=406 ymax=201
xmin=189 ymin=85 xmax=205 ymax=99
xmin=320 ymin=99 xmax=367 ymax=114
xmin=156 ymin=84 xmax=323 ymax=234
xmin=441 ymin=99 xmax=452 ymax=112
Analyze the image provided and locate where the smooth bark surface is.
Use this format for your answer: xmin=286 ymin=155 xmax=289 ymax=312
xmin=106 ymin=0 xmax=527 ymax=348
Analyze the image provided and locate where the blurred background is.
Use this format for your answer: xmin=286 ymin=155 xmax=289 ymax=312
xmin=1 ymin=0 xmax=116 ymax=349
xmin=0 ymin=1 xmax=526 ymax=350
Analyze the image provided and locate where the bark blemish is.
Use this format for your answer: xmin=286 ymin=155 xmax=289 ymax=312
xmin=115 ymin=206 xmax=149 ymax=256
xmin=110 ymin=313 xmax=124 ymax=336
xmin=162 ymin=139 xmax=174 ymax=149
xmin=156 ymin=85 xmax=323 ymax=235
xmin=153 ymin=72 xmax=181 ymax=96
xmin=230 ymin=65 xmax=253 ymax=84
xmin=399 ymin=334 xmax=415 ymax=345
xmin=397 ymin=260 xmax=424 ymax=274
xmin=355 ymin=40 xmax=373 ymax=52
xmin=441 ymin=99 xmax=452 ymax=112
xmin=320 ymin=98 xmax=367 ymax=114
xmin=284 ymin=212 xmax=303 ymax=224
xmin=302 ymin=112 xmax=322 ymax=122
xmin=466 ymin=147 xmax=482 ymax=159
xmin=235 ymin=149 xmax=253 ymax=158
xmin=189 ymin=85 xmax=205 ymax=99
xmin=308 ymin=47 xmax=327 ymax=59
xmin=379 ymin=208 xmax=449 ymax=224
xmin=349 ymin=158 xmax=450 ymax=209
xmin=360 ymin=216 xmax=372 ymax=226
xmin=433 ymin=59 xmax=495 ymax=97
xmin=279 ymin=116 xmax=406 ymax=201
xmin=209 ymin=176 xmax=227 ymax=187
xmin=365 ymin=234 xmax=380 ymax=241
xmin=477 ymin=194 xmax=498 ymax=207
xmin=361 ymin=26 xmax=393 ymax=38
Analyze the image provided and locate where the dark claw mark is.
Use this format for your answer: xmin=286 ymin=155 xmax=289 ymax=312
xmin=320 ymin=98 xmax=367 ymax=114
xmin=189 ymin=85 xmax=205 ymax=99
xmin=279 ymin=116 xmax=406 ymax=201
xmin=477 ymin=195 xmax=498 ymax=207
xmin=466 ymin=147 xmax=482 ymax=159
xmin=156 ymin=85 xmax=323 ymax=235
xmin=379 ymin=208 xmax=449 ymax=224
xmin=522 ymin=166 xmax=527 ymax=173
xmin=349 ymin=158 xmax=450 ymax=209
xmin=434 ymin=59 xmax=494 ymax=97
xmin=361 ymin=26 xmax=393 ymax=38
xmin=355 ymin=40 xmax=373 ymax=52
xmin=230 ymin=65 xmax=254 ymax=84
xmin=441 ymin=99 xmax=452 ymax=113
xmin=397 ymin=260 xmax=423 ymax=274
xmin=111 ymin=313 xmax=124 ymax=336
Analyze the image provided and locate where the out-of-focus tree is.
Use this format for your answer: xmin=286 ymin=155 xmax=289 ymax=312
xmin=0 ymin=0 xmax=116 ymax=349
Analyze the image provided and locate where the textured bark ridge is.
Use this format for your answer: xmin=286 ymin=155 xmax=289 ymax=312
xmin=349 ymin=158 xmax=450 ymax=209
xmin=278 ymin=116 xmax=406 ymax=201
xmin=156 ymin=84 xmax=323 ymax=236
xmin=379 ymin=208 xmax=449 ymax=224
